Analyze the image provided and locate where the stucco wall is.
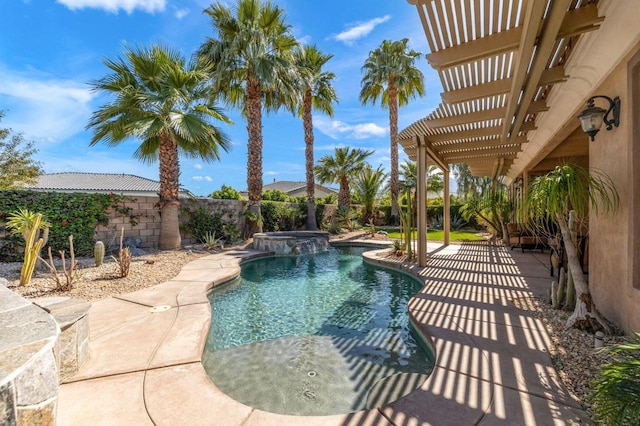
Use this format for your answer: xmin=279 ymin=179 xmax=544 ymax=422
xmin=588 ymin=43 xmax=640 ymax=334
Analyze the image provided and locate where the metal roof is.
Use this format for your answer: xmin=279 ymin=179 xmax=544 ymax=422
xmin=400 ymin=0 xmax=603 ymax=177
xmin=27 ymin=173 xmax=193 ymax=196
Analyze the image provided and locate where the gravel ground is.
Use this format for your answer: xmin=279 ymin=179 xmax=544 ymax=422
xmin=2 ymin=247 xmax=210 ymax=301
xmin=512 ymin=295 xmax=625 ymax=410
xmin=0 ymin=233 xmax=625 ymax=418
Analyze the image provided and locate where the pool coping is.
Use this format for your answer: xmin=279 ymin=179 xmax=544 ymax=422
xmin=57 ymin=241 xmax=588 ymax=425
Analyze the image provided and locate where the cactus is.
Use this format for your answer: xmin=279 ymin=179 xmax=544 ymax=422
xmin=94 ymin=241 xmax=105 ymax=266
xmin=19 ymin=213 xmax=45 ymax=286
xmin=6 ymin=209 xmax=50 ymax=286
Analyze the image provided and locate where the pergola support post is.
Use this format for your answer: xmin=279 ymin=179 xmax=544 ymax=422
xmin=417 ymin=136 xmax=428 ymax=267
xmin=444 ymin=169 xmax=450 ymax=246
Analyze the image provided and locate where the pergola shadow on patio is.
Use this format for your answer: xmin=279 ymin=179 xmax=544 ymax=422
xmin=362 ymin=241 xmax=587 ymax=425
xmin=57 ymin=240 xmax=588 ymax=425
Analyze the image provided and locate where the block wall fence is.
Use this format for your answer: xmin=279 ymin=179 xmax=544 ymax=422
xmin=94 ymin=196 xmax=249 ymax=249
xmin=95 ymin=196 xmax=338 ymax=249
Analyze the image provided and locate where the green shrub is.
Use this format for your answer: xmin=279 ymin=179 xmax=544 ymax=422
xmin=180 ymin=201 xmax=228 ymax=242
xmin=209 ymin=184 xmax=243 ymax=200
xmin=261 ymin=201 xmax=304 ymax=232
xmin=0 ymin=190 xmax=136 ymax=261
xmin=261 ymin=189 xmax=289 ymax=202
xmin=590 ymin=333 xmax=640 ymax=425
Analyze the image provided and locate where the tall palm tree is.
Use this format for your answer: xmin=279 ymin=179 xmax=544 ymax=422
xmin=452 ymin=163 xmax=491 ymax=201
xmin=360 ymin=38 xmax=425 ymax=225
xmin=87 ymin=45 xmax=231 ymax=250
xmin=315 ymin=147 xmax=373 ymax=210
xmin=353 ymin=165 xmax=388 ymax=224
xmin=198 ymin=0 xmax=298 ymax=235
xmin=294 ymin=44 xmax=337 ymax=231
xmin=524 ymin=164 xmax=619 ymax=332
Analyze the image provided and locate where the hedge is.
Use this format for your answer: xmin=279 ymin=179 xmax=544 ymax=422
xmin=0 ymin=190 xmax=136 ymax=261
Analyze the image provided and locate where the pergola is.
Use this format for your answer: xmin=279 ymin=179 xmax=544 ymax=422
xmin=399 ymin=0 xmax=603 ymax=266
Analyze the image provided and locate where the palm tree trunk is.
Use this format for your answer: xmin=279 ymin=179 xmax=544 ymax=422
xmin=158 ymin=134 xmax=181 ymax=250
xmin=389 ymin=84 xmax=399 ymax=226
xmin=557 ymin=213 xmax=610 ymax=333
xmin=303 ymin=90 xmax=318 ymax=230
xmin=246 ymin=75 xmax=263 ymax=235
xmin=338 ymin=175 xmax=350 ymax=210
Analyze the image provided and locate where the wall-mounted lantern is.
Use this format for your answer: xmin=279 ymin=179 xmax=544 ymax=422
xmin=577 ymin=95 xmax=620 ymax=141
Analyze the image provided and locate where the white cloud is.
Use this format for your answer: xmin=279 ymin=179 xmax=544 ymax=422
xmin=175 ymin=7 xmax=189 ymax=19
xmin=0 ymin=66 xmax=94 ymax=143
xmin=331 ymin=15 xmax=391 ymax=45
xmin=193 ymin=164 xmax=203 ymax=170
xmin=314 ymin=116 xmax=387 ymax=140
xmin=192 ymin=176 xmax=213 ymax=182
xmin=264 ymin=171 xmax=279 ymax=176
xmin=56 ymin=0 xmax=165 ymax=14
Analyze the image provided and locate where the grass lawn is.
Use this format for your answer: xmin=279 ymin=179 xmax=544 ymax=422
xmin=378 ymin=228 xmax=486 ymax=242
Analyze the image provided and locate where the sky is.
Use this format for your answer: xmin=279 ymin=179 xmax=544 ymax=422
xmin=1 ymin=0 xmax=447 ymax=197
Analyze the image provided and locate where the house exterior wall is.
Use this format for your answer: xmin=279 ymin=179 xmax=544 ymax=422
xmin=588 ymin=43 xmax=640 ymax=334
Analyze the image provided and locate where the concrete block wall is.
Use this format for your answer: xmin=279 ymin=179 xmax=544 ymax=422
xmin=94 ymin=197 xmax=249 ymax=249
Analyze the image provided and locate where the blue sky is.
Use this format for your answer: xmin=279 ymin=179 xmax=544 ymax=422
xmin=1 ymin=0 xmax=445 ymax=197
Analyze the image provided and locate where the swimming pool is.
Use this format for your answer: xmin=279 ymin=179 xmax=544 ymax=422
xmin=201 ymin=246 xmax=433 ymax=416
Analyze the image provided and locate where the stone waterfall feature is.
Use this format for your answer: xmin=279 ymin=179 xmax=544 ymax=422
xmin=252 ymin=231 xmax=330 ymax=255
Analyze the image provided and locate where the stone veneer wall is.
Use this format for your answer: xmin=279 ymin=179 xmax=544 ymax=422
xmin=0 ymin=284 xmax=59 ymax=425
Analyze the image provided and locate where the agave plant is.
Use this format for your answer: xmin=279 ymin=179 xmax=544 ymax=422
xmin=590 ymin=332 xmax=640 ymax=425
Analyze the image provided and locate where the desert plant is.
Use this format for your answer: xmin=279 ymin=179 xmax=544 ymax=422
xmin=38 ymin=235 xmax=78 ymax=291
xmin=94 ymin=241 xmax=105 ymax=266
xmin=333 ymin=206 xmax=360 ymax=231
xmin=398 ymin=187 xmax=413 ymax=259
xmin=200 ymin=231 xmax=224 ymax=250
xmin=6 ymin=209 xmax=50 ymax=285
xmin=590 ymin=332 xmax=640 ymax=425
xmin=392 ymin=239 xmax=403 ymax=255
xmin=524 ymin=164 xmax=619 ymax=332
xmin=111 ymin=228 xmax=131 ymax=278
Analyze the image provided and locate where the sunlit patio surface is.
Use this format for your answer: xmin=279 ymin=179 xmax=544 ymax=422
xmin=57 ymin=241 xmax=588 ymax=425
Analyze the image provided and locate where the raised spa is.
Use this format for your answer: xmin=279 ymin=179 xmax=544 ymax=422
xmin=202 ymin=246 xmax=434 ymax=416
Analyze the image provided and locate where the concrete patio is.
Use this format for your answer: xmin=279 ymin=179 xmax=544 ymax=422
xmin=57 ymin=241 xmax=589 ymax=425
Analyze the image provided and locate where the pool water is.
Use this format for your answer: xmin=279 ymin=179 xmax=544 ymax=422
xmin=202 ymin=246 xmax=433 ymax=416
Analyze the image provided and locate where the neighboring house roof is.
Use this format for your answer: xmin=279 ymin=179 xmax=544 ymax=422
xmin=264 ymin=181 xmax=337 ymax=194
xmin=241 ymin=181 xmax=337 ymax=198
xmin=26 ymin=173 xmax=194 ymax=197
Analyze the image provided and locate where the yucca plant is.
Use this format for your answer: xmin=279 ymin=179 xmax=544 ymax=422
xmin=590 ymin=332 xmax=640 ymax=425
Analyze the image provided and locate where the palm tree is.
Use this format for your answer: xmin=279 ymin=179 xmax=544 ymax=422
xmin=87 ymin=44 xmax=231 ymax=250
xmin=524 ymin=164 xmax=619 ymax=332
xmin=198 ymin=0 xmax=298 ymax=235
xmin=315 ymin=147 xmax=373 ymax=210
xmin=452 ymin=163 xmax=491 ymax=201
xmin=360 ymin=38 xmax=425 ymax=225
xmin=353 ymin=165 xmax=388 ymax=224
xmin=293 ymin=44 xmax=337 ymax=231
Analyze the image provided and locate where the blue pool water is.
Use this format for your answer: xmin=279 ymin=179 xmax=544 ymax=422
xmin=202 ymin=246 xmax=433 ymax=416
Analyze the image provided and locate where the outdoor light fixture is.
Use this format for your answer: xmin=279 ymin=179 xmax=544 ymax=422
xmin=577 ymin=95 xmax=620 ymax=141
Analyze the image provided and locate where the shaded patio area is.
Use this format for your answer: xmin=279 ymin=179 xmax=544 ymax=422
xmin=58 ymin=241 xmax=587 ymax=425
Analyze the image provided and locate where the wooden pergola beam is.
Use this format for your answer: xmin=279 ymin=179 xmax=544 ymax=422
xmin=426 ymin=4 xmax=602 ymax=69
xmin=418 ymin=107 xmax=505 ymax=128
xmin=441 ymin=66 xmax=566 ymax=104
xmin=444 ymin=152 xmax=519 ymax=162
